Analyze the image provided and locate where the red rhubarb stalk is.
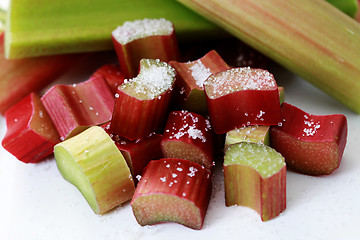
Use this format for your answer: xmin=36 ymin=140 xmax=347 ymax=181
xmin=111 ymin=59 xmax=176 ymax=140
xmin=204 ymin=67 xmax=281 ymax=134
xmin=2 ymin=93 xmax=60 ymax=163
xmin=169 ymin=50 xmax=229 ymax=114
xmin=131 ymin=158 xmax=212 ymax=230
xmin=41 ymin=76 xmax=115 ymax=140
xmin=112 ymin=18 xmax=180 ymax=79
xmin=90 ymin=63 xmax=125 ymax=94
xmin=161 ymin=110 xmax=215 ymax=169
xmin=270 ymin=103 xmax=348 ymax=175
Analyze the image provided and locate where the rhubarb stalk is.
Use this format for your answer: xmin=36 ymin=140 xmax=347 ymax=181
xmin=178 ymin=0 xmax=360 ymax=113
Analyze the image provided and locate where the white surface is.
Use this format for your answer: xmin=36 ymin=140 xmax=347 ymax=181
xmin=1 ymin=58 xmax=360 ymax=240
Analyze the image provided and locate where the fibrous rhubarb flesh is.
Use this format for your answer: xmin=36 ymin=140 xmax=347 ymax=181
xmin=111 ymin=59 xmax=176 ymax=140
xmin=225 ymin=125 xmax=270 ymax=148
xmin=224 ymin=142 xmax=286 ymax=221
xmin=170 ymin=50 xmax=229 ymax=114
xmin=178 ymin=0 xmax=360 ymax=113
xmin=131 ymin=158 xmax=212 ymax=230
xmin=161 ymin=110 xmax=215 ymax=169
xmin=270 ymin=103 xmax=348 ymax=175
xmin=204 ymin=67 xmax=281 ymax=134
xmin=54 ymin=126 xmax=135 ymax=214
xmin=41 ymin=76 xmax=114 ymax=140
xmin=112 ymin=18 xmax=180 ymax=79
xmin=2 ymin=93 xmax=60 ymax=163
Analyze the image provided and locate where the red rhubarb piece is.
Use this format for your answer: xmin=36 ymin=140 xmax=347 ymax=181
xmin=111 ymin=59 xmax=176 ymax=140
xmin=90 ymin=63 xmax=125 ymax=94
xmin=169 ymin=50 xmax=230 ymax=114
xmin=112 ymin=18 xmax=180 ymax=79
xmin=270 ymin=103 xmax=347 ymax=175
xmin=2 ymin=93 xmax=60 ymax=163
xmin=41 ymin=76 xmax=114 ymax=140
xmin=0 ymin=32 xmax=86 ymax=114
xmin=204 ymin=67 xmax=282 ymax=134
xmin=131 ymin=158 xmax=212 ymax=230
xmin=102 ymin=123 xmax=163 ymax=179
xmin=161 ymin=110 xmax=215 ymax=169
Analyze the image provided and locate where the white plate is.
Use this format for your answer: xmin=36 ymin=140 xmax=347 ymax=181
xmin=1 ymin=56 xmax=359 ymax=240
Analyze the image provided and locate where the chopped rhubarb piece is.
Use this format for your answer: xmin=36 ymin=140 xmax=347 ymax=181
xmin=204 ymin=67 xmax=282 ymax=134
xmin=112 ymin=18 xmax=180 ymax=79
xmin=131 ymin=158 xmax=212 ymax=230
xmin=224 ymin=142 xmax=286 ymax=221
xmin=169 ymin=50 xmax=229 ymax=113
xmin=2 ymin=93 xmax=60 ymax=163
xmin=225 ymin=125 xmax=270 ymax=147
xmin=111 ymin=59 xmax=176 ymax=140
xmin=54 ymin=126 xmax=135 ymax=215
xmin=161 ymin=110 xmax=215 ymax=169
xmin=0 ymin=32 xmax=86 ymax=114
xmin=278 ymin=86 xmax=285 ymax=104
xmin=102 ymin=123 xmax=163 ymax=179
xmin=90 ymin=63 xmax=125 ymax=94
xmin=270 ymin=103 xmax=347 ymax=175
xmin=41 ymin=76 xmax=114 ymax=140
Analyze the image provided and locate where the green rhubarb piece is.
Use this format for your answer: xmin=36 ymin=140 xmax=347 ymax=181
xmin=178 ymin=0 xmax=360 ymax=113
xmin=5 ymin=0 xmax=222 ymax=59
xmin=225 ymin=125 xmax=270 ymax=147
xmin=0 ymin=8 xmax=5 ymax=33
xmin=326 ymin=0 xmax=359 ymax=18
xmin=224 ymin=142 xmax=285 ymax=178
xmin=120 ymin=59 xmax=176 ymax=100
xmin=224 ymin=142 xmax=286 ymax=221
xmin=54 ymin=126 xmax=135 ymax=214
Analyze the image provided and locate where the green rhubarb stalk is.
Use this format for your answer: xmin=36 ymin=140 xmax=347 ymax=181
xmin=0 ymin=8 xmax=5 ymax=33
xmin=178 ymin=0 xmax=360 ymax=113
xmin=5 ymin=0 xmax=223 ymax=59
xmin=326 ymin=0 xmax=359 ymax=18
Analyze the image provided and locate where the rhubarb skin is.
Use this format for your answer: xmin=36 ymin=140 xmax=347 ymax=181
xmin=41 ymin=76 xmax=114 ymax=141
xmin=204 ymin=67 xmax=281 ymax=134
xmin=131 ymin=158 xmax=212 ymax=230
xmin=0 ymin=32 xmax=85 ymax=114
xmin=170 ymin=50 xmax=230 ymax=114
xmin=54 ymin=126 xmax=135 ymax=214
xmin=111 ymin=59 xmax=176 ymax=140
xmin=178 ymin=0 xmax=360 ymax=113
xmin=112 ymin=19 xmax=180 ymax=79
xmin=102 ymin=123 xmax=163 ymax=179
xmin=2 ymin=93 xmax=60 ymax=163
xmin=224 ymin=142 xmax=286 ymax=221
xmin=270 ymin=103 xmax=348 ymax=175
xmin=161 ymin=111 xmax=215 ymax=169
xmin=90 ymin=64 xmax=125 ymax=94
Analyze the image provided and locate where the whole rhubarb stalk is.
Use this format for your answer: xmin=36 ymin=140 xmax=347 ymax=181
xmin=0 ymin=32 xmax=86 ymax=114
xmin=178 ymin=0 xmax=360 ymax=113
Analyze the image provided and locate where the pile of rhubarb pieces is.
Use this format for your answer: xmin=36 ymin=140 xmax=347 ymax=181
xmin=1 ymin=18 xmax=348 ymax=230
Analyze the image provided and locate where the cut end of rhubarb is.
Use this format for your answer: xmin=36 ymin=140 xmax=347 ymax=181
xmin=119 ymin=59 xmax=176 ymax=100
xmin=131 ymin=158 xmax=212 ymax=230
xmin=204 ymin=67 xmax=277 ymax=99
xmin=54 ymin=126 xmax=135 ymax=214
xmin=132 ymin=194 xmax=203 ymax=230
xmin=112 ymin=18 xmax=174 ymax=45
xmin=224 ymin=142 xmax=285 ymax=178
xmin=225 ymin=125 xmax=270 ymax=147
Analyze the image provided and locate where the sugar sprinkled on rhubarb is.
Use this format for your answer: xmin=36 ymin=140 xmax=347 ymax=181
xmin=205 ymin=67 xmax=277 ymax=99
xmin=120 ymin=59 xmax=176 ymax=100
xmin=189 ymin=60 xmax=212 ymax=88
xmin=112 ymin=18 xmax=174 ymax=45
